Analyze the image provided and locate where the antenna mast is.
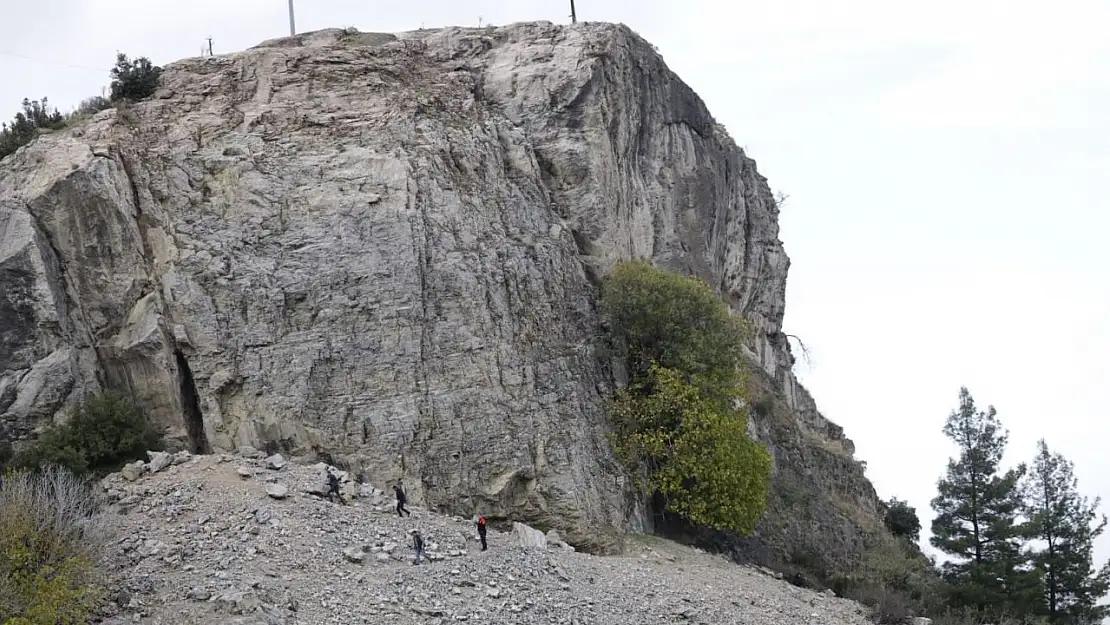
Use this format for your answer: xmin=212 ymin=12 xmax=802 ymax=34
xmin=288 ymin=0 xmax=296 ymax=36
xmin=570 ymin=0 xmax=577 ymax=24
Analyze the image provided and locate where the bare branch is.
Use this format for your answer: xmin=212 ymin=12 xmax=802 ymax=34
xmin=784 ymin=333 xmax=812 ymax=368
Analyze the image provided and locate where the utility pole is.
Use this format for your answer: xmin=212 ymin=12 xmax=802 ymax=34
xmin=288 ymin=0 xmax=296 ymax=36
xmin=206 ymin=36 xmax=213 ymax=56
xmin=570 ymin=0 xmax=577 ymax=24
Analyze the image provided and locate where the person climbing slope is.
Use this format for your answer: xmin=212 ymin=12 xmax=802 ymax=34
xmin=476 ymin=516 xmax=488 ymax=551
xmin=326 ymin=469 xmax=344 ymax=504
xmin=411 ymin=529 xmax=425 ymax=565
xmin=394 ymin=483 xmax=411 ymax=517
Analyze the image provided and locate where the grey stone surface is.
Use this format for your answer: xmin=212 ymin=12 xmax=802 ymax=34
xmin=0 ymin=22 xmax=879 ymax=559
xmin=94 ymin=453 xmax=878 ymax=625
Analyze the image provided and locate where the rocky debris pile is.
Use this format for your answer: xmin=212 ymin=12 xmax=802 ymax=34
xmin=93 ymin=450 xmax=874 ymax=625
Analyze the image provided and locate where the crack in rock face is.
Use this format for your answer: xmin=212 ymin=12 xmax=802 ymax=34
xmin=0 ymin=22 xmax=881 ymax=563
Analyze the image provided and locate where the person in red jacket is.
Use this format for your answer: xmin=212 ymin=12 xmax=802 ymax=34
xmin=477 ymin=516 xmax=488 ymax=551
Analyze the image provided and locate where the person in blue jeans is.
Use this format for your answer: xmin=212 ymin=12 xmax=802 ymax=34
xmin=411 ymin=530 xmax=425 ymax=565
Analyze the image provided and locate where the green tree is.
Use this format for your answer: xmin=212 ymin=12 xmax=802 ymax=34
xmin=609 ymin=364 xmax=771 ymax=534
xmin=12 ymin=391 xmax=162 ymax=477
xmin=600 ymin=260 xmax=749 ymax=404
xmin=601 ymin=261 xmax=771 ymax=535
xmin=1023 ymin=439 xmax=1110 ymax=624
xmin=0 ymin=98 xmax=66 ymax=160
xmin=884 ymin=497 xmax=923 ymax=543
xmin=930 ymin=387 xmax=1040 ymax=618
xmin=109 ymin=53 xmax=162 ymax=102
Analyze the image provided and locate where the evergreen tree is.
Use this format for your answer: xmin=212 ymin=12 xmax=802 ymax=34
xmin=930 ymin=387 xmax=1040 ymax=618
xmin=1023 ymin=440 xmax=1110 ymax=624
xmin=884 ymin=497 xmax=923 ymax=543
xmin=109 ymin=53 xmax=162 ymax=102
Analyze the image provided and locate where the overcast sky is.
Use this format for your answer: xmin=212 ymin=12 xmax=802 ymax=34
xmin=3 ymin=0 xmax=1109 ymax=570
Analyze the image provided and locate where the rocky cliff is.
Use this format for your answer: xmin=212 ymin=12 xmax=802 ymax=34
xmin=0 ymin=21 xmax=883 ymax=565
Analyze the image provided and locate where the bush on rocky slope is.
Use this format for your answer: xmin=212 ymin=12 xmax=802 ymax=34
xmin=0 ymin=98 xmax=66 ymax=160
xmin=0 ymin=465 xmax=108 ymax=625
xmin=602 ymin=261 xmax=772 ymax=535
xmin=11 ymin=391 xmax=163 ymax=477
xmin=109 ymin=53 xmax=162 ymax=102
xmin=0 ymin=51 xmax=152 ymax=161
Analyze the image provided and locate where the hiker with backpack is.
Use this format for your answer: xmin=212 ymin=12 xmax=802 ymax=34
xmin=325 ymin=469 xmax=344 ymax=504
xmin=476 ymin=516 xmax=488 ymax=551
xmin=411 ymin=529 xmax=425 ymax=565
xmin=394 ymin=483 xmax=411 ymax=517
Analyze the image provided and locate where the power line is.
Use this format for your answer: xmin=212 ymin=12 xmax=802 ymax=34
xmin=0 ymin=50 xmax=108 ymax=73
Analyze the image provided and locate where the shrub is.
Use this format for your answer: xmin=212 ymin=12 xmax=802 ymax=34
xmin=109 ymin=53 xmax=162 ymax=102
xmin=0 ymin=98 xmax=66 ymax=160
xmin=883 ymin=497 xmax=922 ymax=542
xmin=602 ymin=261 xmax=771 ymax=535
xmin=12 ymin=391 xmax=162 ymax=477
xmin=74 ymin=95 xmax=112 ymax=117
xmin=0 ymin=465 xmax=107 ymax=624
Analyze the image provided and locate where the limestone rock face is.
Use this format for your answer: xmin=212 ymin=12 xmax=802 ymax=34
xmin=0 ymin=21 xmax=880 ymax=561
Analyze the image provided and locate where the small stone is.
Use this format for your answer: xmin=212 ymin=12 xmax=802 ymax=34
xmin=237 ymin=467 xmax=253 ymax=479
xmin=264 ymin=454 xmax=286 ymax=470
xmin=120 ymin=461 xmax=145 ymax=482
xmin=254 ymin=507 xmax=273 ymax=524
xmin=486 ymin=587 xmax=502 ymax=598
xmin=265 ymin=483 xmax=288 ymax=499
xmin=343 ymin=546 xmax=365 ymax=563
xmin=239 ymin=445 xmax=262 ymax=459
xmin=147 ymin=451 xmax=173 ymax=473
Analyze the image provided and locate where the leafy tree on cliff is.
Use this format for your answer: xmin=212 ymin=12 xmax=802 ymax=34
xmin=1023 ymin=439 xmax=1110 ymax=624
xmin=883 ymin=497 xmax=922 ymax=543
xmin=601 ymin=261 xmax=771 ymax=535
xmin=600 ymin=260 xmax=749 ymax=403
xmin=109 ymin=53 xmax=162 ymax=102
xmin=930 ymin=387 xmax=1041 ymax=618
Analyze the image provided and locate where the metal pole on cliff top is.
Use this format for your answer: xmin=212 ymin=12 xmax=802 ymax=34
xmin=570 ymin=0 xmax=577 ymax=24
xmin=288 ymin=0 xmax=296 ymax=36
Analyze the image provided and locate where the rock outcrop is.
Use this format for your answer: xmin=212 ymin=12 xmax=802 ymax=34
xmin=0 ymin=21 xmax=881 ymax=563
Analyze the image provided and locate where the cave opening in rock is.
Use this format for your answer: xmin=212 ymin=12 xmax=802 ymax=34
xmin=174 ymin=348 xmax=211 ymax=454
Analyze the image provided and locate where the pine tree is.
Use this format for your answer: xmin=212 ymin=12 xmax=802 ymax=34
xmin=930 ymin=387 xmax=1039 ymax=618
xmin=1023 ymin=440 xmax=1110 ymax=624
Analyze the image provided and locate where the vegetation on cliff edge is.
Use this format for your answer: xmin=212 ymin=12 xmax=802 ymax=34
xmin=0 ymin=52 xmax=160 ymax=161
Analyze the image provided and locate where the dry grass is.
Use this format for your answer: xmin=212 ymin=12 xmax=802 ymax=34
xmin=0 ymin=465 xmax=111 ymax=624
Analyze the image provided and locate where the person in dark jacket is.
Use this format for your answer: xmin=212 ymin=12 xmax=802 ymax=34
xmin=411 ymin=529 xmax=425 ymax=565
xmin=476 ymin=516 xmax=488 ymax=551
xmin=326 ymin=469 xmax=344 ymax=504
xmin=394 ymin=483 xmax=411 ymax=517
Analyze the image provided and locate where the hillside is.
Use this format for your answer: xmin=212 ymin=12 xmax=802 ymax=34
xmin=0 ymin=21 xmax=882 ymax=570
xmin=94 ymin=449 xmax=875 ymax=625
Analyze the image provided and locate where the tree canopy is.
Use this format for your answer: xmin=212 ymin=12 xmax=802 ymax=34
xmin=601 ymin=260 xmax=771 ymax=535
